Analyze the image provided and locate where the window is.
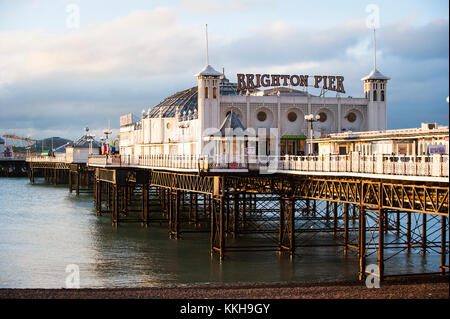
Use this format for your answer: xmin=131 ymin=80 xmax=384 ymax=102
xmin=347 ymin=112 xmax=356 ymax=123
xmin=381 ymin=90 xmax=385 ymax=101
xmin=373 ymin=90 xmax=377 ymax=101
xmin=257 ymin=111 xmax=267 ymax=122
xmin=166 ymin=123 xmax=171 ymax=129
xmin=287 ymin=112 xmax=297 ymax=122
xmin=204 ymin=87 xmax=209 ymax=99
xmin=318 ymin=112 xmax=327 ymax=122
xmin=213 ymin=87 xmax=217 ymax=99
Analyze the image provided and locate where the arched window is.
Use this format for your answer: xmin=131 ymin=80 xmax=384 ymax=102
xmin=346 ymin=112 xmax=356 ymax=123
xmin=318 ymin=112 xmax=327 ymax=122
xmin=257 ymin=111 xmax=267 ymax=122
xmin=373 ymin=90 xmax=377 ymax=101
xmin=287 ymin=112 xmax=297 ymax=122
xmin=213 ymin=87 xmax=217 ymax=99
xmin=381 ymin=90 xmax=385 ymax=101
xmin=204 ymin=87 xmax=209 ymax=99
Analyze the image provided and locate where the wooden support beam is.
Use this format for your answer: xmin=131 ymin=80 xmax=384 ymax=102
xmin=76 ymin=172 xmax=80 ymax=196
xmin=406 ymin=212 xmax=411 ymax=253
xmin=359 ymin=206 xmax=366 ymax=281
xmin=441 ymin=215 xmax=447 ymax=275
xmin=288 ymin=197 xmax=295 ymax=256
xmin=233 ymin=193 xmax=239 ymax=238
xmin=279 ymin=197 xmax=285 ymax=252
xmin=422 ymin=213 xmax=427 ymax=256
xmin=378 ymin=209 xmax=385 ymax=281
xmin=344 ymin=202 xmax=349 ymax=256
xmin=333 ymin=201 xmax=338 ymax=237
xmin=96 ymin=180 xmax=102 ymax=216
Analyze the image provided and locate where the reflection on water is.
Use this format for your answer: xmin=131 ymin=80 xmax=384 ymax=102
xmin=0 ymin=178 xmax=441 ymax=288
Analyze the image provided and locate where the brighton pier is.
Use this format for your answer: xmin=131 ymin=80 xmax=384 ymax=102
xmin=23 ymin=56 xmax=449 ymax=282
xmin=236 ymin=73 xmax=346 ymax=93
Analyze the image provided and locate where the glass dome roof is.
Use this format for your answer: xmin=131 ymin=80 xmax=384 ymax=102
xmin=146 ymin=78 xmax=239 ymax=118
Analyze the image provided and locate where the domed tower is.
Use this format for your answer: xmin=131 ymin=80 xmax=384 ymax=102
xmin=362 ymin=29 xmax=390 ymax=131
xmin=362 ymin=68 xmax=390 ymax=131
xmin=196 ymin=64 xmax=222 ymax=151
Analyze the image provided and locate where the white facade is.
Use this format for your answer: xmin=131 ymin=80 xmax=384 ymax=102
xmin=119 ymin=64 xmax=389 ymax=157
xmin=65 ymin=147 xmax=100 ymax=163
xmin=314 ymin=123 xmax=449 ymax=156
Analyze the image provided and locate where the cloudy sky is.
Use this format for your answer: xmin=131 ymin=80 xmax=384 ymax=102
xmin=0 ymin=0 xmax=448 ymax=140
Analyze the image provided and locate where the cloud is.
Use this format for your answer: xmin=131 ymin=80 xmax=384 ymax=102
xmin=380 ymin=19 xmax=449 ymax=60
xmin=214 ymin=19 xmax=370 ymax=69
xmin=0 ymin=7 xmax=205 ymax=85
xmin=0 ymin=7 xmax=208 ymax=139
xmin=180 ymin=0 xmax=259 ymax=14
xmin=0 ymin=7 xmax=448 ymax=139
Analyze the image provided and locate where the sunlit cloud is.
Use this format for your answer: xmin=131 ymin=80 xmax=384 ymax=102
xmin=0 ymin=4 xmax=448 ymax=139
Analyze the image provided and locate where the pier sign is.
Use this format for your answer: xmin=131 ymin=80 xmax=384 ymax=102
xmin=429 ymin=144 xmax=446 ymax=154
xmin=236 ymin=73 xmax=345 ymax=93
xmin=120 ymin=113 xmax=133 ymax=126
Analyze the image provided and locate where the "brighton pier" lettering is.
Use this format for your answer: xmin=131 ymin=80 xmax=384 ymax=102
xmin=236 ymin=73 xmax=345 ymax=93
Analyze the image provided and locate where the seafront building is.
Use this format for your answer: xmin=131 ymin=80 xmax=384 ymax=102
xmin=313 ymin=122 xmax=449 ymax=156
xmin=119 ymin=62 xmax=393 ymax=158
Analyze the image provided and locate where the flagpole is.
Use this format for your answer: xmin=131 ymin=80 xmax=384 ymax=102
xmin=206 ymin=24 xmax=209 ymax=65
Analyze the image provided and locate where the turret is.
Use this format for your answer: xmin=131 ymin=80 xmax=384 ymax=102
xmin=362 ymin=69 xmax=390 ymax=131
xmin=362 ymin=29 xmax=390 ymax=131
xmin=196 ymin=64 xmax=222 ymax=152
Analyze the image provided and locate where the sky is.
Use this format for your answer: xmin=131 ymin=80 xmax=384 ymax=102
xmin=0 ymin=0 xmax=448 ymax=140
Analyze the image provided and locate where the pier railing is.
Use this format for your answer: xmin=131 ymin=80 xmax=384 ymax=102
xmin=26 ymin=154 xmax=68 ymax=163
xmin=87 ymin=153 xmax=449 ymax=178
xmin=88 ymin=154 xmax=210 ymax=170
xmin=0 ymin=153 xmax=27 ymax=160
xmin=277 ymin=154 xmax=449 ymax=178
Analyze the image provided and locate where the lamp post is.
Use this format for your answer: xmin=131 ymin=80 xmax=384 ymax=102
xmin=304 ymin=114 xmax=321 ymax=155
xmin=84 ymin=126 xmax=95 ymax=155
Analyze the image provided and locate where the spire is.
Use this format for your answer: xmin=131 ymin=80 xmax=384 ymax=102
xmin=373 ymin=28 xmax=377 ymax=70
xmin=195 ymin=24 xmax=222 ymax=77
xmin=361 ymin=28 xmax=390 ymax=81
xmin=205 ymin=24 xmax=209 ymax=66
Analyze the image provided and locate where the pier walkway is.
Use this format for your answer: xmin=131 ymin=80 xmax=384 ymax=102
xmin=84 ymin=153 xmax=449 ymax=182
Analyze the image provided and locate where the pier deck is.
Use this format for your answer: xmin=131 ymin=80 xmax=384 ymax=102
xmin=0 ymin=155 xmax=28 ymax=177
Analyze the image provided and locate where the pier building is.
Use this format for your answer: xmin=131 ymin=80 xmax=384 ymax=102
xmin=119 ymin=63 xmax=390 ymax=158
xmin=26 ymin=129 xmax=101 ymax=194
xmin=313 ymin=122 xmax=449 ymax=156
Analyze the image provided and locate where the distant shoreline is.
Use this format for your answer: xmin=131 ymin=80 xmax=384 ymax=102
xmin=0 ymin=274 xmax=448 ymax=299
